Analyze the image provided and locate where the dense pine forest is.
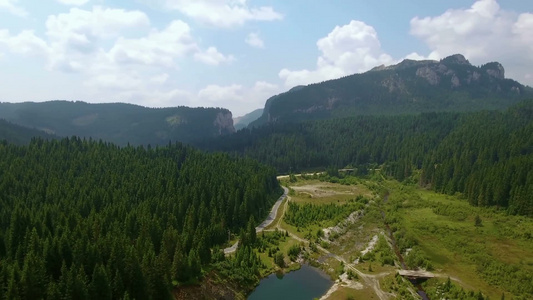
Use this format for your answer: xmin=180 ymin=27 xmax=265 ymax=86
xmin=1 ymin=100 xmax=531 ymax=299
xmin=0 ymin=138 xmax=281 ymax=299
xmin=203 ymin=100 xmax=533 ymax=216
xmin=421 ymin=102 xmax=533 ymax=215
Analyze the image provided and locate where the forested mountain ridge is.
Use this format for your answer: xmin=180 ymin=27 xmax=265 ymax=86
xmin=0 ymin=101 xmax=235 ymax=146
xmin=202 ymin=100 xmax=533 ymax=216
xmin=0 ymin=119 xmax=55 ymax=145
xmin=250 ymin=54 xmax=532 ymax=127
xmin=0 ymin=138 xmax=281 ymax=299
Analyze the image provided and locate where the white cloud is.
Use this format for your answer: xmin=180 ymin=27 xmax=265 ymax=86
xmin=46 ymin=6 xmax=150 ymax=42
xmin=85 ymin=72 xmax=143 ymax=90
xmin=139 ymin=89 xmax=194 ymax=108
xmin=402 ymin=51 xmax=440 ymax=61
xmin=245 ymin=32 xmax=264 ymax=48
xmin=85 ymin=85 xmax=194 ymax=108
xmin=198 ymin=81 xmax=280 ymax=115
xmin=1 ymin=4 xmax=235 ymax=78
xmin=198 ymin=84 xmax=243 ymax=104
xmin=162 ymin=0 xmax=282 ymax=28
xmin=43 ymin=6 xmax=151 ymax=71
xmin=150 ymin=73 xmax=169 ymax=85
xmin=0 ymin=4 xmax=239 ymax=112
xmin=410 ymin=0 xmax=533 ymax=85
xmin=56 ymin=0 xmax=89 ymax=6
xmin=0 ymin=29 xmax=50 ymax=55
xmin=194 ymin=46 xmax=234 ymax=65
xmin=513 ymin=13 xmax=533 ymax=56
xmin=279 ymin=20 xmax=393 ymax=87
xmin=109 ymin=20 xmax=197 ymax=67
xmin=0 ymin=0 xmax=27 ymax=17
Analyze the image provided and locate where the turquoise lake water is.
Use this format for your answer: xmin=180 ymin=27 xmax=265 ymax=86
xmin=247 ymin=264 xmax=333 ymax=300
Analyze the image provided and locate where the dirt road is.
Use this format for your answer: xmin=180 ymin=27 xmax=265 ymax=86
xmin=224 ymin=186 xmax=288 ymax=254
xmin=255 ymin=187 xmax=288 ymax=232
xmin=272 ymin=188 xmax=393 ymax=300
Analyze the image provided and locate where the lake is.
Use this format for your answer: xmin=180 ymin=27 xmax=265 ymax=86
xmin=248 ymin=264 xmax=333 ymax=300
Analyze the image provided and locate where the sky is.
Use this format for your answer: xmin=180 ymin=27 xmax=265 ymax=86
xmin=0 ymin=0 xmax=532 ymax=117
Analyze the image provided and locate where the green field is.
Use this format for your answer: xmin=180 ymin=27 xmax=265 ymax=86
xmin=279 ymin=175 xmax=533 ymax=299
xmin=383 ymin=181 xmax=533 ymax=299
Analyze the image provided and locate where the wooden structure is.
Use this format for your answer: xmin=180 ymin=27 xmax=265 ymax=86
xmin=398 ymin=270 xmax=435 ymax=280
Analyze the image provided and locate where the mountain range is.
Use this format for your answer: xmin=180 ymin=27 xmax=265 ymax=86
xmin=1 ymin=54 xmax=532 ymax=146
xmin=249 ymin=54 xmax=533 ymax=127
xmin=0 ymin=101 xmax=234 ymax=146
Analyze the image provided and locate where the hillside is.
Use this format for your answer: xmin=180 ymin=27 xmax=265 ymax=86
xmin=0 ymin=101 xmax=235 ymax=146
xmin=0 ymin=119 xmax=55 ymax=145
xmin=0 ymin=137 xmax=281 ymax=299
xmin=202 ymin=100 xmax=533 ymax=216
xmin=233 ymin=108 xmax=263 ymax=130
xmin=250 ymin=54 xmax=533 ymax=127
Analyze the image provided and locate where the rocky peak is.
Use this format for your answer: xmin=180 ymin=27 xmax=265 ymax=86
xmin=441 ymin=54 xmax=471 ymax=65
xmin=213 ymin=111 xmax=235 ymax=134
xmin=369 ymin=59 xmax=438 ymax=73
xmin=416 ymin=66 xmax=440 ymax=85
xmin=370 ymin=64 xmax=387 ymax=72
xmin=481 ymin=62 xmax=505 ymax=80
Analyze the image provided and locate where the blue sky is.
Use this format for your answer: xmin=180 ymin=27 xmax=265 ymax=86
xmin=0 ymin=0 xmax=531 ymax=116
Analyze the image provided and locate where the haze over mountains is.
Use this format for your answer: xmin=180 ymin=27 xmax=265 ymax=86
xmin=250 ymin=54 xmax=532 ymax=127
xmin=0 ymin=119 xmax=55 ymax=145
xmin=1 ymin=52 xmax=532 ymax=300
xmin=1 ymin=54 xmax=532 ymax=146
xmin=0 ymin=101 xmax=234 ymax=146
xmin=233 ymin=109 xmax=263 ymax=130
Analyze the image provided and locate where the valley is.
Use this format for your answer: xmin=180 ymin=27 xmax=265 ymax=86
xmin=0 ymin=55 xmax=532 ymax=300
xmin=1 ymin=0 xmax=533 ymax=298
xmin=242 ymin=172 xmax=532 ymax=300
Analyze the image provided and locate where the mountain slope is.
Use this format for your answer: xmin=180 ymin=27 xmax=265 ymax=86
xmin=250 ymin=54 xmax=533 ymax=127
xmin=0 ymin=118 xmax=55 ymax=145
xmin=233 ymin=108 xmax=263 ymax=130
xmin=202 ymin=100 xmax=533 ymax=216
xmin=0 ymin=101 xmax=235 ymax=146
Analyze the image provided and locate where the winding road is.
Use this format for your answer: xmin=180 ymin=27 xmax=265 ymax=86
xmin=270 ymin=189 xmax=393 ymax=300
xmin=222 ymin=178 xmax=407 ymax=300
xmin=223 ymin=186 xmax=289 ymax=254
xmin=264 ymin=186 xmax=393 ymax=300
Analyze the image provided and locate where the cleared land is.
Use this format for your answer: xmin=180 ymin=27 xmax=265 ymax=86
xmin=277 ymin=175 xmax=533 ymax=300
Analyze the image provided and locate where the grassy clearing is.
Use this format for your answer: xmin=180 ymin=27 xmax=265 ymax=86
xmin=380 ymin=273 xmax=418 ymax=300
xmin=355 ymin=261 xmax=395 ymax=275
xmin=281 ymin=175 xmax=532 ymax=299
xmin=384 ymin=181 xmax=533 ymax=299
xmin=282 ymin=178 xmax=372 ymax=205
xmin=328 ymin=204 xmax=384 ymax=262
xmin=326 ymin=286 xmax=379 ymax=300
xmin=320 ymin=256 xmax=345 ymax=280
xmin=291 ymin=191 xmax=356 ymax=205
xmin=256 ymin=230 xmax=303 ymax=275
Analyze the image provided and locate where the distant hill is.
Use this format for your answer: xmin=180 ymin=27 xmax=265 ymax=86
xmin=233 ymin=109 xmax=263 ymax=130
xmin=250 ymin=54 xmax=533 ymax=127
xmin=0 ymin=119 xmax=55 ymax=145
xmin=0 ymin=101 xmax=235 ymax=146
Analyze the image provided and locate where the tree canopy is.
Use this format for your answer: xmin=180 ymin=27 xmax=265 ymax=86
xmin=0 ymin=137 xmax=281 ymax=299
